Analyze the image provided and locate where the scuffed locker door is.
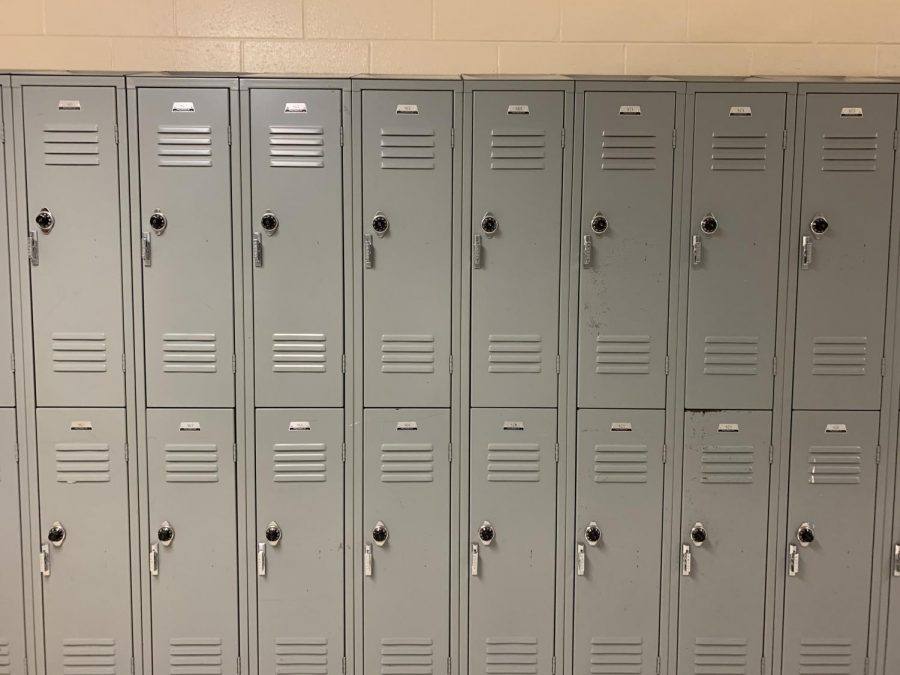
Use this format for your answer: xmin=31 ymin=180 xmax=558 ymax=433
xmin=147 ymin=409 xmax=238 ymax=675
xmin=361 ymin=91 xmax=453 ymax=407
xmin=138 ymin=88 xmax=235 ymax=407
xmin=0 ymin=410 xmax=25 ymax=674
xmin=577 ymin=92 xmax=676 ymax=409
xmin=574 ymin=409 xmax=665 ymax=675
xmin=793 ymin=95 xmax=897 ymax=410
xmin=249 ymin=89 xmax=344 ymax=408
xmin=678 ymin=411 xmax=772 ymax=675
xmin=470 ymin=92 xmax=565 ymax=408
xmin=21 ymin=85 xmax=125 ymax=406
xmin=35 ymin=408 xmax=132 ymax=674
xmin=468 ymin=409 xmax=557 ymax=675
xmin=0 ymin=83 xmax=14 ymax=407
xmin=362 ymin=409 xmax=450 ymax=675
xmin=685 ymin=93 xmax=787 ymax=409
xmin=782 ymin=411 xmax=878 ymax=675
xmin=255 ymin=409 xmax=344 ymax=673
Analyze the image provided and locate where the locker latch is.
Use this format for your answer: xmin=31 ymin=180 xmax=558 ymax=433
xmin=27 ymin=231 xmax=38 ymax=266
xmin=252 ymin=233 xmax=263 ymax=268
xmin=257 ymin=543 xmax=267 ymax=577
xmin=472 ymin=235 xmax=483 ymax=269
xmin=364 ymin=234 xmax=375 ymax=269
xmin=681 ymin=544 xmax=692 ymax=576
xmin=364 ymin=543 xmax=373 ymax=577
xmin=581 ymin=235 xmax=592 ymax=268
xmin=150 ymin=543 xmax=160 ymax=577
xmin=893 ymin=544 xmax=900 ymax=577
xmin=691 ymin=235 xmax=702 ymax=266
xmin=39 ymin=544 xmax=50 ymax=577
xmin=141 ymin=232 xmax=152 ymax=267
xmin=576 ymin=543 xmax=585 ymax=576
xmin=788 ymin=543 xmax=799 ymax=577
xmin=801 ymin=215 xmax=829 ymax=271
xmin=471 ymin=543 xmax=479 ymax=576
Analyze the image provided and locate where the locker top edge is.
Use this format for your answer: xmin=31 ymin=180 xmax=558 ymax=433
xmin=240 ymin=76 xmax=352 ymax=92
xmin=126 ymin=73 xmax=239 ymax=90
xmin=573 ymin=77 xmax=686 ymax=93
xmin=351 ymin=75 xmax=462 ymax=92
xmin=462 ymin=74 xmax=574 ymax=92
xmin=687 ymin=79 xmax=797 ymax=94
xmin=12 ymin=73 xmax=126 ymax=88
xmin=797 ymin=80 xmax=900 ymax=93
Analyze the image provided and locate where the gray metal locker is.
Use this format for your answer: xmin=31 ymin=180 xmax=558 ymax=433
xmin=255 ymin=408 xmax=344 ymax=674
xmin=18 ymin=82 xmax=126 ymax=407
xmin=781 ymin=411 xmax=878 ymax=675
xmin=362 ymin=409 xmax=450 ymax=675
xmin=574 ymin=409 xmax=665 ymax=675
xmin=678 ymin=411 xmax=772 ymax=675
xmin=35 ymin=408 xmax=132 ymax=675
xmin=0 ymin=409 xmax=25 ymax=675
xmin=577 ymin=91 xmax=677 ymax=409
xmin=792 ymin=93 xmax=898 ymax=411
xmin=468 ymin=408 xmax=557 ymax=675
xmin=469 ymin=90 xmax=565 ymax=408
xmin=361 ymin=89 xmax=453 ymax=408
xmin=685 ymin=92 xmax=787 ymax=410
xmin=247 ymin=86 xmax=345 ymax=408
xmin=136 ymin=85 xmax=236 ymax=407
xmin=0 ymin=80 xmax=14 ymax=408
xmin=146 ymin=408 xmax=238 ymax=675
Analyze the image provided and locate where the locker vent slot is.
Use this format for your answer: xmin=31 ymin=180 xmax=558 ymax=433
xmin=381 ymin=335 xmax=435 ymax=374
xmin=600 ymin=132 xmax=658 ymax=171
xmin=702 ymin=336 xmax=759 ymax=375
xmin=51 ymin=332 xmax=108 ymax=373
xmin=62 ymin=638 xmax=116 ymax=675
xmin=273 ymin=443 xmax=327 ymax=483
xmin=273 ymin=333 xmax=327 ymax=373
xmin=807 ymin=445 xmax=862 ymax=485
xmin=274 ymin=637 xmax=328 ymax=675
xmin=165 ymin=443 xmax=219 ymax=483
xmin=693 ymin=637 xmax=747 ymax=675
xmin=710 ymin=133 xmax=767 ymax=171
xmin=169 ymin=638 xmax=223 ymax=675
xmin=380 ymin=443 xmax=434 ymax=483
xmin=156 ymin=125 xmax=213 ymax=167
xmin=485 ymin=637 xmax=538 ymax=675
xmin=487 ymin=443 xmax=540 ymax=482
xmin=381 ymin=638 xmax=433 ymax=675
xmin=593 ymin=444 xmax=648 ymax=484
xmin=270 ymin=125 xmax=325 ymax=168
xmin=162 ymin=333 xmax=217 ymax=373
xmin=0 ymin=639 xmax=9 ymax=675
xmin=595 ymin=335 xmax=651 ymax=374
xmin=798 ymin=639 xmax=852 ymax=675
xmin=380 ymin=128 xmax=436 ymax=170
xmin=812 ymin=336 xmax=867 ymax=376
xmin=490 ymin=129 xmax=546 ymax=170
xmin=55 ymin=442 xmax=111 ymax=483
xmin=488 ymin=335 xmax=542 ymax=374
xmin=821 ymin=134 xmax=879 ymax=172
xmin=589 ymin=637 xmax=642 ymax=675
xmin=42 ymin=123 xmax=101 ymax=166
xmin=700 ymin=445 xmax=754 ymax=484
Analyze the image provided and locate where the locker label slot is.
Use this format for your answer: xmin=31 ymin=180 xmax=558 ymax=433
xmin=284 ymin=102 xmax=308 ymax=114
xmin=618 ymin=105 xmax=642 ymax=115
xmin=397 ymin=421 xmax=418 ymax=431
xmin=825 ymin=424 xmax=847 ymax=433
xmin=172 ymin=102 xmax=195 ymax=112
xmin=610 ymin=422 xmax=632 ymax=432
xmin=507 ymin=105 xmax=530 ymax=115
xmin=503 ymin=421 xmax=525 ymax=430
xmin=70 ymin=421 xmax=93 ymax=430
xmin=57 ymin=99 xmax=81 ymax=110
xmin=289 ymin=421 xmax=311 ymax=431
xmin=841 ymin=107 xmax=864 ymax=117
xmin=179 ymin=422 xmax=201 ymax=431
xmin=396 ymin=104 xmax=419 ymax=114
xmin=729 ymin=106 xmax=752 ymax=116
xmin=717 ymin=423 xmax=739 ymax=432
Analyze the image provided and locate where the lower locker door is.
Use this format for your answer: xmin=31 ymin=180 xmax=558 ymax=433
xmin=363 ymin=409 xmax=450 ymax=675
xmin=0 ymin=409 xmax=25 ymax=674
xmin=782 ymin=411 xmax=878 ymax=675
xmin=468 ymin=409 xmax=557 ymax=675
xmin=255 ymin=409 xmax=344 ymax=674
xmin=36 ymin=408 xmax=133 ymax=674
xmin=147 ymin=409 xmax=238 ymax=675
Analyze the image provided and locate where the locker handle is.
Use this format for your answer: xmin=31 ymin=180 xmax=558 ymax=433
xmin=257 ymin=542 xmax=267 ymax=576
xmin=141 ymin=232 xmax=152 ymax=267
xmin=691 ymin=235 xmax=702 ymax=266
xmin=893 ymin=544 xmax=900 ymax=577
xmin=581 ymin=235 xmax=592 ymax=268
xmin=681 ymin=544 xmax=692 ymax=576
xmin=576 ymin=543 xmax=585 ymax=576
xmin=252 ymin=233 xmax=263 ymax=268
xmin=471 ymin=543 xmax=480 ymax=576
xmin=788 ymin=543 xmax=799 ymax=577
xmin=800 ymin=235 xmax=813 ymax=270
xmin=39 ymin=544 xmax=50 ymax=577
xmin=364 ymin=234 xmax=374 ymax=270
xmin=473 ymin=235 xmax=483 ymax=269
xmin=150 ymin=543 xmax=160 ymax=577
xmin=27 ymin=231 xmax=39 ymax=266
xmin=364 ymin=543 xmax=373 ymax=577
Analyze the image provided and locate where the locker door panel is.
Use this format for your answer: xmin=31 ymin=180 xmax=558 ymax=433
xmin=685 ymin=93 xmax=787 ymax=409
xmin=250 ymin=89 xmax=344 ymax=408
xmin=361 ymin=90 xmax=453 ymax=407
xmin=793 ymin=95 xmax=897 ymax=410
xmin=36 ymin=408 xmax=132 ymax=675
xmin=0 ymin=84 xmax=14 ymax=407
xmin=363 ymin=409 xmax=450 ymax=675
xmin=678 ymin=411 xmax=772 ymax=674
xmin=147 ymin=409 xmax=238 ymax=675
xmin=255 ymin=409 xmax=344 ymax=673
xmin=0 ymin=410 xmax=25 ymax=675
xmin=138 ymin=88 xmax=235 ymax=407
xmin=577 ymin=92 xmax=676 ymax=409
xmin=22 ymin=85 xmax=125 ymax=406
xmin=574 ymin=409 xmax=664 ymax=675
xmin=470 ymin=91 xmax=565 ymax=408
xmin=781 ymin=411 xmax=878 ymax=675
xmin=468 ymin=408 xmax=557 ymax=675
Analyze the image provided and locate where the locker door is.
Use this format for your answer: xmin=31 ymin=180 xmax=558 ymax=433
xmin=470 ymin=91 xmax=565 ymax=408
xmin=685 ymin=93 xmax=787 ymax=409
xmin=468 ymin=409 xmax=557 ymax=675
xmin=361 ymin=90 xmax=453 ymax=408
xmin=255 ymin=409 xmax=344 ymax=673
xmin=21 ymin=85 xmax=125 ymax=407
xmin=574 ymin=409 xmax=665 ymax=675
xmin=249 ymin=89 xmax=345 ymax=408
xmin=138 ymin=88 xmax=235 ymax=407
xmin=678 ymin=411 xmax=772 ymax=675
xmin=577 ymin=92 xmax=676 ymax=409
xmin=147 ymin=409 xmax=237 ymax=675
xmin=362 ymin=409 xmax=450 ymax=675
xmin=0 ymin=84 xmax=14 ymax=407
xmin=0 ymin=410 xmax=25 ymax=675
xmin=793 ymin=95 xmax=898 ymax=410
xmin=888 ymin=436 xmax=900 ymax=669
xmin=782 ymin=411 xmax=878 ymax=675
xmin=36 ymin=408 xmax=132 ymax=674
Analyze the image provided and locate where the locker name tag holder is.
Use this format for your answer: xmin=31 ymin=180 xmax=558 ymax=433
xmin=825 ymin=423 xmax=848 ymax=433
xmin=610 ymin=422 xmax=633 ymax=432
xmin=503 ymin=421 xmax=525 ymax=431
xmin=717 ymin=423 xmax=740 ymax=432
xmin=179 ymin=422 xmax=201 ymax=431
xmin=397 ymin=421 xmax=418 ymax=431
xmin=841 ymin=107 xmax=864 ymax=117
xmin=289 ymin=421 xmax=312 ymax=431
xmin=619 ymin=105 xmax=642 ymax=116
xmin=58 ymin=100 xmax=81 ymax=111
xmin=396 ymin=104 xmax=419 ymax=115
xmin=172 ymin=101 xmax=195 ymax=113
xmin=70 ymin=421 xmax=92 ymax=431
xmin=507 ymin=105 xmax=530 ymax=115
xmin=729 ymin=106 xmax=752 ymax=117
xmin=284 ymin=102 xmax=308 ymax=114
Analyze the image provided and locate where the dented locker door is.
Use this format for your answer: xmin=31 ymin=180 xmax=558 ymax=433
xmin=0 ymin=410 xmax=25 ymax=675
xmin=577 ymin=92 xmax=676 ymax=409
xmin=255 ymin=409 xmax=344 ymax=673
xmin=782 ymin=411 xmax=878 ymax=675
xmin=678 ymin=411 xmax=772 ymax=675
xmin=470 ymin=92 xmax=565 ymax=408
xmin=574 ymin=409 xmax=665 ymax=675
xmin=0 ymin=84 xmax=14 ymax=407
xmin=793 ymin=95 xmax=897 ymax=410
xmin=249 ymin=89 xmax=345 ymax=408
xmin=685 ymin=93 xmax=787 ymax=409
xmin=36 ymin=408 xmax=132 ymax=675
xmin=362 ymin=409 xmax=450 ymax=675
xmin=468 ymin=409 xmax=557 ymax=675
xmin=21 ymin=85 xmax=125 ymax=406
xmin=137 ymin=88 xmax=235 ymax=407
xmin=147 ymin=409 xmax=238 ymax=675
xmin=361 ymin=90 xmax=453 ymax=407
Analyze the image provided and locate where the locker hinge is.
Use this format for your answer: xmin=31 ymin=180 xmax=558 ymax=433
xmin=114 ymin=124 xmax=119 ymax=145
xmin=340 ymin=126 xmax=344 ymax=147
xmin=237 ymin=657 xmax=241 ymax=675
xmin=9 ymin=352 xmax=14 ymax=373
xmin=227 ymin=126 xmax=232 ymax=146
xmin=894 ymin=129 xmax=898 ymax=151
xmin=447 ymin=656 xmax=451 ymax=675
xmin=23 ymin=656 xmax=28 ymax=675
xmin=342 ymin=657 xmax=347 ymax=675
xmin=876 ymin=445 xmax=882 ymax=465
xmin=0 ymin=122 xmax=5 ymax=144
xmin=760 ymin=656 xmax=765 ymax=675
xmin=656 ymin=656 xmax=661 ymax=675
xmin=233 ymin=443 xmax=237 ymax=463
xmin=672 ymin=128 xmax=677 ymax=148
xmin=554 ymin=443 xmax=559 ymax=463
xmin=232 ymin=354 xmax=237 ymax=373
xmin=882 ymin=357 xmax=887 ymax=377
xmin=769 ymin=445 xmax=774 ymax=464
xmin=551 ymin=656 xmax=556 ymax=675
xmin=342 ymin=354 xmax=346 ymax=374
xmin=130 ymin=657 xmax=135 ymax=675
xmin=451 ymin=128 xmax=455 ymax=148
xmin=772 ymin=356 xmax=777 ymax=376
xmin=864 ymin=656 xmax=869 ymax=675
xmin=662 ymin=444 xmax=667 ymax=464
xmin=665 ymin=355 xmax=669 ymax=375
xmin=342 ymin=442 xmax=346 ymax=462
xmin=448 ymin=442 xmax=452 ymax=463
xmin=14 ymin=443 xmax=19 ymax=463
xmin=124 ymin=442 xmax=129 ymax=463
xmin=449 ymin=353 xmax=453 ymax=374
xmin=556 ymin=354 xmax=560 ymax=374
xmin=122 ymin=353 xmax=126 ymax=372
xmin=783 ymin=129 xmax=787 ymax=149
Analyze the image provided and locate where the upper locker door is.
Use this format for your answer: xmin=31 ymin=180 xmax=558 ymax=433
xmin=138 ymin=87 xmax=235 ymax=407
xmin=0 ymin=410 xmax=25 ymax=674
xmin=249 ymin=89 xmax=345 ymax=408
xmin=782 ymin=411 xmax=878 ymax=675
xmin=0 ymin=83 xmax=14 ymax=407
xmin=361 ymin=90 xmax=453 ymax=407
xmin=21 ymin=85 xmax=125 ymax=406
xmin=577 ymin=91 xmax=676 ymax=409
xmin=793 ymin=95 xmax=897 ymax=410
xmin=685 ymin=93 xmax=787 ymax=410
xmin=470 ymin=91 xmax=565 ymax=408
